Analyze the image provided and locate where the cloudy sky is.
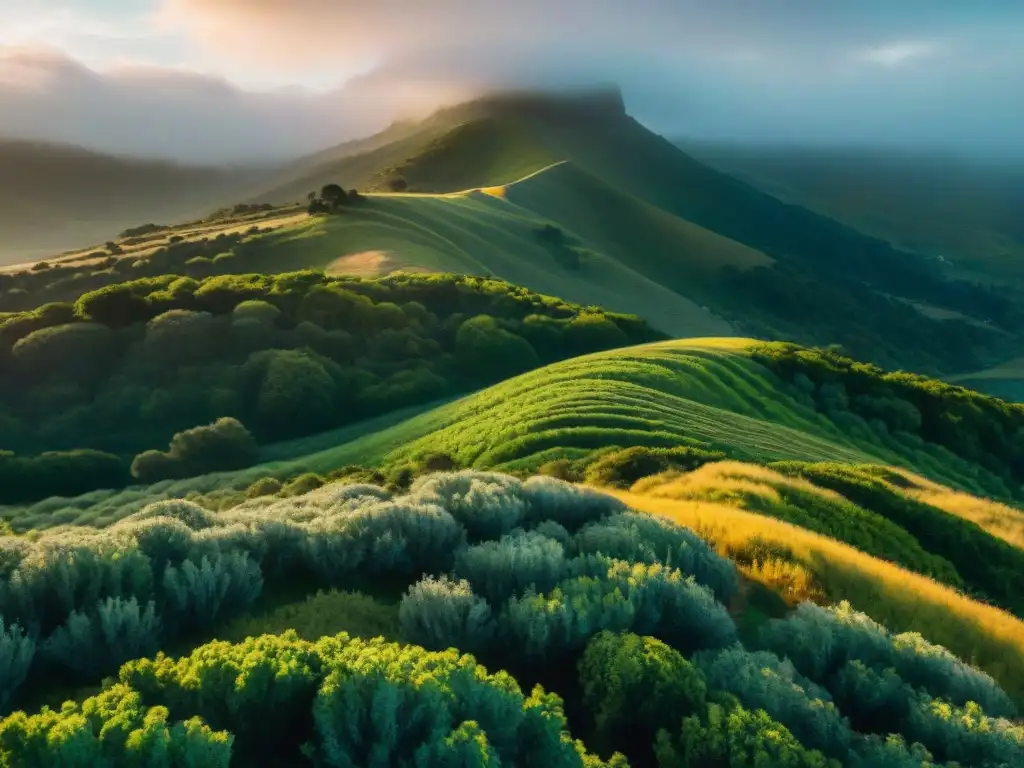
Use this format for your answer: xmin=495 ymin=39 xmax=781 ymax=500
xmin=1 ymin=0 xmax=1022 ymax=164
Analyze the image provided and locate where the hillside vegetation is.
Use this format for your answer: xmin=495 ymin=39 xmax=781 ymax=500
xmin=2 ymin=471 xmax=1022 ymax=767
xmin=0 ymin=272 xmax=658 ymax=503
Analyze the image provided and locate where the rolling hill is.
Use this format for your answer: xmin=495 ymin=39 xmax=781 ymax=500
xmin=0 ymin=140 xmax=270 ymax=264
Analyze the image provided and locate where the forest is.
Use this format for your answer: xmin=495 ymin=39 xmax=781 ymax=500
xmin=0 ymin=271 xmax=658 ymax=503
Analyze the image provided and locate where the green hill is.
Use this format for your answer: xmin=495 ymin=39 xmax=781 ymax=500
xmin=16 ymin=337 xmax=1023 ymax=530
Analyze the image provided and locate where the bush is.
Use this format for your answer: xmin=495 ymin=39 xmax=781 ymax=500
xmin=454 ymin=314 xmax=540 ymax=382
xmin=654 ymin=701 xmax=839 ymax=768
xmin=0 ymin=620 xmax=33 ymax=713
xmin=454 ymin=529 xmax=568 ymax=605
xmin=0 ymin=685 xmax=233 ymax=765
xmin=131 ymin=417 xmax=259 ymax=482
xmin=694 ymin=647 xmax=852 ymax=758
xmin=161 ymin=553 xmax=263 ymax=633
xmin=42 ymin=596 xmax=161 ymax=680
xmin=579 ymin=631 xmax=706 ymax=757
xmin=584 ymin=446 xmax=727 ymax=489
xmin=758 ymin=602 xmax=1015 ymax=718
xmin=411 ymin=471 xmax=527 ymax=541
xmin=398 ymin=576 xmax=495 ymax=654
xmin=572 ymin=512 xmax=738 ymax=603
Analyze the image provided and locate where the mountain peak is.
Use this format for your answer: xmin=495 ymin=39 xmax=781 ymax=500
xmin=434 ymin=86 xmax=627 ymax=124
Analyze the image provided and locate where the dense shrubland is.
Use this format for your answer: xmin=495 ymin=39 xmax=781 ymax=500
xmin=755 ymin=342 xmax=1024 ymax=488
xmin=0 ymin=272 xmax=657 ymax=503
xmin=0 ymin=470 xmax=1021 ymax=766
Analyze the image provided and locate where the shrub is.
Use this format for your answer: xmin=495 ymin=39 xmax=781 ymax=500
xmin=654 ymin=701 xmax=839 ymax=768
xmin=759 ymin=602 xmax=1015 ymax=717
xmin=584 ymin=446 xmax=727 ymax=489
xmin=694 ymin=647 xmax=852 ymax=758
xmin=246 ymin=476 xmax=283 ymax=498
xmin=398 ymin=576 xmax=495 ymax=654
xmin=579 ymin=631 xmax=706 ymax=756
xmin=0 ymin=620 xmax=33 ymax=713
xmin=161 ymin=552 xmax=262 ymax=633
xmin=42 ymin=596 xmax=161 ymax=680
xmin=521 ymin=475 xmax=626 ymax=531
xmin=454 ymin=529 xmax=568 ymax=605
xmin=411 ymin=471 xmax=527 ymax=541
xmin=572 ymin=512 xmax=738 ymax=603
xmin=131 ymin=417 xmax=259 ymax=483
xmin=0 ymin=684 xmax=233 ymax=765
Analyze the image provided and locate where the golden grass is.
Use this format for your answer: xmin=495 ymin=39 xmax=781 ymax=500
xmin=609 ymin=487 xmax=1024 ymax=705
xmin=882 ymin=468 xmax=1024 ymax=550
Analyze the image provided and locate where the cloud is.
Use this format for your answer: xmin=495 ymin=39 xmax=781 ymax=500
xmin=856 ymin=41 xmax=938 ymax=67
xmin=1 ymin=1 xmax=1024 ymax=162
xmin=0 ymin=46 xmax=415 ymax=163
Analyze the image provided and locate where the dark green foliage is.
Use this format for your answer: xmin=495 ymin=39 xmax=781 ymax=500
xmin=41 ymin=596 xmax=161 ymax=680
xmin=0 ymin=272 xmax=657 ymax=503
xmin=754 ymin=342 xmax=1024 ymax=487
xmin=654 ymin=701 xmax=839 ymax=767
xmin=758 ymin=601 xmax=1016 ymax=718
xmin=454 ymin=529 xmax=568 ymax=605
xmin=0 ymin=620 xmax=33 ymax=714
xmin=455 ymin=313 xmax=541 ymax=381
xmin=773 ymin=461 xmax=1024 ymax=615
xmin=0 ymin=450 xmax=129 ymax=504
xmin=583 ymin=445 xmax=727 ymax=489
xmin=113 ymin=631 xmax=613 ymax=767
xmin=579 ymin=631 xmax=707 ymax=758
xmin=131 ymin=417 xmax=259 ymax=482
xmin=694 ymin=647 xmax=852 ymax=759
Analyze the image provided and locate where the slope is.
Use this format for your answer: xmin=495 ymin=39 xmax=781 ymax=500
xmin=225 ymin=181 xmax=735 ymax=338
xmin=13 ymin=338 xmax=1018 ymax=531
xmin=0 ymin=140 xmax=269 ymax=264
xmin=681 ymin=140 xmax=1024 ymax=283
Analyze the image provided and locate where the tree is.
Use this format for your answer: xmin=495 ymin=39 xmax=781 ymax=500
xmin=388 ymin=176 xmax=408 ymax=192
xmin=454 ymin=315 xmax=540 ymax=382
xmin=131 ymin=417 xmax=259 ymax=482
xmin=320 ymin=183 xmax=348 ymax=209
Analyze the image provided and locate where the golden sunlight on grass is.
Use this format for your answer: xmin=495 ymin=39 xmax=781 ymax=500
xmin=609 ymin=486 xmax=1024 ymax=705
xmin=891 ymin=468 xmax=1024 ymax=550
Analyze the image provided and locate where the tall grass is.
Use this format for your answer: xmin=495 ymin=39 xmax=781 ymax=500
xmin=611 ymin=487 xmax=1024 ymax=707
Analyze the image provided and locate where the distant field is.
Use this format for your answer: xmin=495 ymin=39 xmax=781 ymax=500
xmin=9 ymin=339 xmax=1007 ymax=530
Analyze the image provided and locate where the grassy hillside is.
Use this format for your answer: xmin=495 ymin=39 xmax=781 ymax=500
xmin=0 ymin=140 xmax=268 ymax=264
xmin=13 ymin=338 xmax=1021 ymax=530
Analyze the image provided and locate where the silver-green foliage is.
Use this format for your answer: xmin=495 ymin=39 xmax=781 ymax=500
xmin=0 ymin=620 xmax=33 ymax=713
xmin=521 ymin=475 xmax=625 ymax=531
xmin=162 ymin=552 xmax=262 ymax=632
xmin=694 ymin=647 xmax=852 ymax=759
xmin=503 ymin=559 xmax=736 ymax=659
xmin=398 ymin=576 xmax=494 ymax=654
xmin=572 ymin=512 xmax=738 ymax=603
xmin=454 ymin=529 xmax=567 ymax=605
xmin=411 ymin=471 xmax=528 ymax=541
xmin=759 ymin=601 xmax=1015 ymax=718
xmin=42 ymin=596 xmax=160 ymax=679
